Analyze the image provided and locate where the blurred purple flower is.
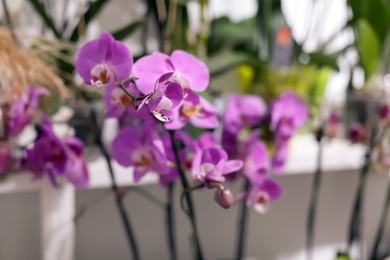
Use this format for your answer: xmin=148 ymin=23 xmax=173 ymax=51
xmin=105 ymin=82 xmax=136 ymax=117
xmin=24 ymin=116 xmax=89 ymax=187
xmin=221 ymin=128 xmax=239 ymax=159
xmin=9 ymin=86 xmax=46 ymax=136
xmin=75 ymin=32 xmax=133 ymax=87
xmin=271 ymin=140 xmax=289 ymax=174
xmin=133 ymin=50 xmax=210 ymax=95
xmin=111 ymin=126 xmax=169 ymax=182
xmin=270 ymin=91 xmax=309 ymax=140
xmin=223 ymin=94 xmax=267 ymax=134
xmin=239 ymin=131 xmax=270 ymax=181
xmin=63 ymin=137 xmax=89 ymax=187
xmin=246 ymin=178 xmax=283 ymax=214
xmin=191 ymin=147 xmax=243 ymax=183
xmin=165 ymin=96 xmax=218 ymax=130
xmin=347 ymin=123 xmax=366 ymax=143
xmin=379 ymin=105 xmax=390 ymax=120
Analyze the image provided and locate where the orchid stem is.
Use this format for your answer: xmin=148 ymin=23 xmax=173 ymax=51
xmin=346 ymin=127 xmax=378 ymax=256
xmin=306 ymin=127 xmax=324 ymax=260
xmin=169 ymin=130 xmax=204 ymax=260
xmin=180 ymin=183 xmax=206 ymax=216
xmin=166 ymin=181 xmax=178 ymax=260
xmin=235 ymin=179 xmax=251 ymax=260
xmin=91 ymin=110 xmax=141 ymax=260
xmin=369 ymin=176 xmax=390 ymax=260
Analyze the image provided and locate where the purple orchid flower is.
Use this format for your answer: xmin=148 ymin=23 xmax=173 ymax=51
xmin=221 ymin=127 xmax=240 ymax=159
xmin=132 ymin=50 xmax=210 ymax=95
xmin=347 ymin=123 xmax=367 ymax=143
xmin=239 ymin=131 xmax=270 ymax=181
xmin=138 ymin=72 xmax=184 ymax=122
xmin=165 ymin=96 xmax=219 ymax=130
xmin=159 ymin=132 xmax=180 ymax=186
xmin=24 ymin=115 xmax=68 ymax=180
xmin=223 ymin=94 xmax=267 ymax=134
xmin=111 ymin=126 xmax=169 ymax=182
xmin=191 ymin=146 xmax=243 ymax=183
xmin=9 ymin=86 xmax=47 ymax=136
xmin=104 ymin=81 xmax=153 ymax=121
xmin=24 ymin=115 xmax=89 ymax=187
xmin=271 ymin=140 xmax=289 ymax=174
xmin=75 ymin=32 xmax=133 ymax=87
xmin=270 ymin=91 xmax=309 ymax=140
xmin=63 ymin=137 xmax=89 ymax=187
xmin=246 ymin=178 xmax=283 ymax=214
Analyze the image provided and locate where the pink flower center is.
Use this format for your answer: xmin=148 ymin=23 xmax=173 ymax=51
xmin=132 ymin=148 xmax=156 ymax=167
xmin=253 ymin=191 xmax=270 ymax=214
xmin=181 ymin=103 xmax=204 ymax=118
xmin=111 ymin=89 xmax=132 ymax=107
xmin=91 ymin=64 xmax=111 ymax=86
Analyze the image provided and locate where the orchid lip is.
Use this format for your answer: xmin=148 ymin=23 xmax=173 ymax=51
xmin=90 ymin=64 xmax=112 ymax=86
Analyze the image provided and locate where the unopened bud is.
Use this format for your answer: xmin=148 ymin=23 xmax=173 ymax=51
xmin=214 ymin=188 xmax=234 ymax=209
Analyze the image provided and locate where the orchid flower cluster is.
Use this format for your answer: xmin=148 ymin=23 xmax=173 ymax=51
xmin=0 ymin=86 xmax=89 ymax=187
xmin=75 ymin=32 xmax=309 ymax=211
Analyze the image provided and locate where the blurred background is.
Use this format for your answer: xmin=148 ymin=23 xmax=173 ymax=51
xmin=1 ymin=0 xmax=390 ymax=259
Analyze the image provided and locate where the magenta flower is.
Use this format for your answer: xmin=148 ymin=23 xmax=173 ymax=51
xmin=133 ymin=50 xmax=210 ymax=95
xmin=239 ymin=131 xmax=270 ymax=181
xmin=223 ymin=94 xmax=267 ymax=134
xmin=111 ymin=126 xmax=169 ymax=182
xmin=24 ymin=116 xmax=69 ymax=182
xmin=221 ymin=128 xmax=240 ymax=159
xmin=138 ymin=72 xmax=184 ymax=122
xmin=63 ymin=137 xmax=89 ymax=187
xmin=271 ymin=141 xmax=289 ymax=174
xmin=270 ymin=91 xmax=309 ymax=140
xmin=24 ymin=116 xmax=89 ymax=187
xmin=246 ymin=178 xmax=283 ymax=214
xmin=75 ymin=32 xmax=133 ymax=87
xmin=191 ymin=147 xmax=243 ymax=183
xmin=9 ymin=86 xmax=47 ymax=136
xmin=326 ymin=111 xmax=340 ymax=138
xmin=104 ymin=82 xmax=137 ymax=118
xmin=165 ymin=96 xmax=219 ymax=130
xmin=347 ymin=123 xmax=366 ymax=143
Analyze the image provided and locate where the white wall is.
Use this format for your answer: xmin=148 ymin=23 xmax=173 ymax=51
xmin=0 ymin=170 xmax=389 ymax=260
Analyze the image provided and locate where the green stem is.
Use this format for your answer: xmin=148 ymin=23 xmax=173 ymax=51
xmin=91 ymin=110 xmax=141 ymax=260
xmin=369 ymin=177 xmax=390 ymax=260
xmin=166 ymin=182 xmax=178 ymax=260
xmin=235 ymin=179 xmax=251 ymax=260
xmin=346 ymin=127 xmax=379 ymax=256
xmin=169 ymin=130 xmax=204 ymax=260
xmin=306 ymin=127 xmax=324 ymax=260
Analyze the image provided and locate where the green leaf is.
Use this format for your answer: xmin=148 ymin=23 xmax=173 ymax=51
xmin=28 ymin=0 xmax=61 ymax=38
xmin=210 ymin=16 xmax=256 ymax=43
xmin=176 ymin=0 xmax=198 ymax=4
xmin=357 ymin=19 xmax=380 ymax=79
xmin=69 ymin=0 xmax=109 ymax=42
xmin=348 ymin=0 xmax=390 ymax=45
xmin=307 ymin=51 xmax=339 ymax=71
xmin=111 ymin=20 xmax=143 ymax=40
xmin=206 ymin=51 xmax=253 ymax=77
xmin=308 ymin=66 xmax=332 ymax=108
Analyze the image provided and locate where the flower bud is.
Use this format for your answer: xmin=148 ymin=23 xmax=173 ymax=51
xmin=214 ymin=188 xmax=234 ymax=209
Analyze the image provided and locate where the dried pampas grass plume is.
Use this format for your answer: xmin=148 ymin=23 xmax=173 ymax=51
xmin=0 ymin=27 xmax=69 ymax=100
